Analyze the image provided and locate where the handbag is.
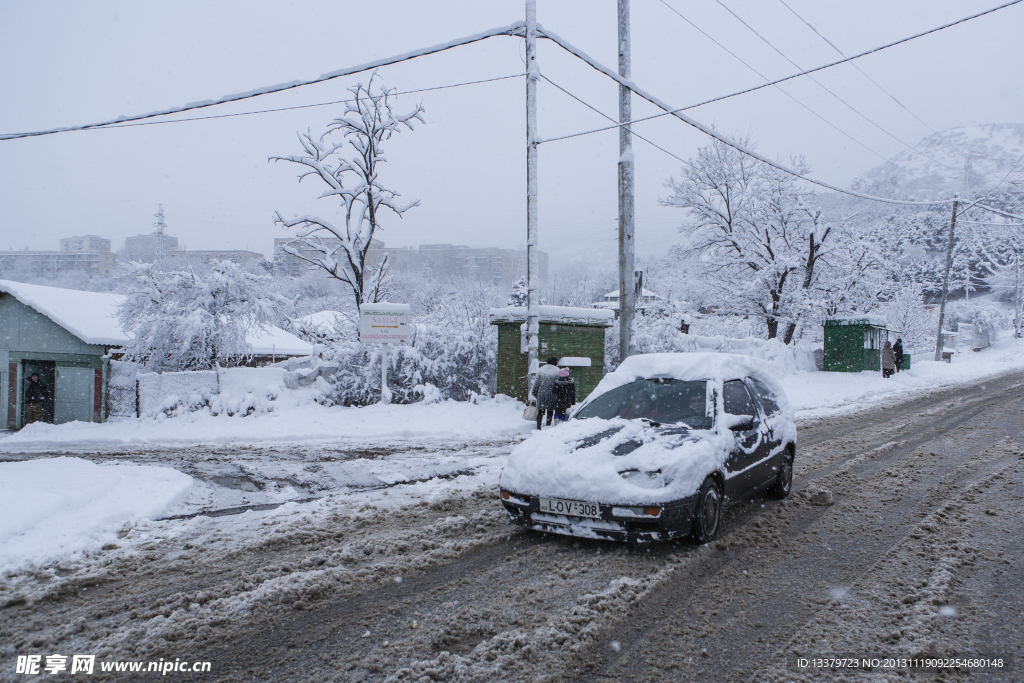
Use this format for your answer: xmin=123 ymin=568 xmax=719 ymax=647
xmin=522 ymin=400 xmax=538 ymax=421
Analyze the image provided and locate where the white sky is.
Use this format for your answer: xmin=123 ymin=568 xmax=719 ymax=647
xmin=1 ymin=0 xmax=1022 ymax=267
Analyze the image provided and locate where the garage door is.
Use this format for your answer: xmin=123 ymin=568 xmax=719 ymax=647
xmin=55 ymin=366 xmax=94 ymax=424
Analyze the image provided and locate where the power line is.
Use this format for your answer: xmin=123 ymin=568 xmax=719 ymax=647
xmin=539 ymin=24 xmax=1022 ymax=212
xmin=0 ymin=22 xmax=527 ymax=141
xmin=50 ymin=74 xmax=525 ymax=132
xmin=712 ymin=0 xmax=959 ymax=174
xmin=773 ymin=0 xmax=982 ymax=169
xmin=541 ymin=0 xmax=1023 ymax=147
xmin=656 ymin=0 xmax=889 ymax=161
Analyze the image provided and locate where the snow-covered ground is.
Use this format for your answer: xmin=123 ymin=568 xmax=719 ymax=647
xmin=0 ymin=457 xmax=192 ymax=575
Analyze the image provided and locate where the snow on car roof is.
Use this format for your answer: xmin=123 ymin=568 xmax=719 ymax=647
xmin=0 ymin=279 xmax=312 ymax=355
xmin=585 ymin=352 xmax=791 ymax=416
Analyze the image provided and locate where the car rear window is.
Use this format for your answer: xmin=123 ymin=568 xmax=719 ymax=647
xmin=575 ymin=379 xmax=710 ymax=428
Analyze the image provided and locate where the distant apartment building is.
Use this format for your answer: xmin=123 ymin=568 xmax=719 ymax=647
xmin=60 ymin=235 xmax=111 ymax=253
xmin=418 ymin=244 xmax=547 ymax=288
xmin=273 ymin=238 xmax=545 ymax=289
xmin=124 ymin=232 xmax=179 ymax=263
xmin=164 ymin=249 xmax=263 ymax=266
xmin=0 ymin=234 xmax=118 ymax=279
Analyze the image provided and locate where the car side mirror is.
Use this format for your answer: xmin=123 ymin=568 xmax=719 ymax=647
xmin=726 ymin=415 xmax=755 ymax=432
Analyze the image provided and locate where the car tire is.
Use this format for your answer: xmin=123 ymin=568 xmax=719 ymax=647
xmin=769 ymin=449 xmax=794 ymax=499
xmin=691 ymin=476 xmax=722 ymax=544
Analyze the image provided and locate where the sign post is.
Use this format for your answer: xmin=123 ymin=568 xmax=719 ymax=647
xmin=359 ymin=303 xmax=411 ymax=405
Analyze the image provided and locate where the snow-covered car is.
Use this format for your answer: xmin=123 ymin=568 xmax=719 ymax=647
xmin=499 ymin=353 xmax=796 ymax=544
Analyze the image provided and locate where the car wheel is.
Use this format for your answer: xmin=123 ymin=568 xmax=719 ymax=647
xmin=769 ymin=449 xmax=794 ymax=499
xmin=691 ymin=476 xmax=722 ymax=544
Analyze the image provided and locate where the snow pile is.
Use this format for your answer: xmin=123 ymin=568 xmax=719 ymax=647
xmin=631 ymin=328 xmax=799 ymax=376
xmin=781 ymin=336 xmax=1024 ymax=418
xmin=0 ymin=457 xmax=192 ymax=574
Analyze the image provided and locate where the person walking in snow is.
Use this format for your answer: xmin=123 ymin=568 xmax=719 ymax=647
xmin=552 ymin=367 xmax=577 ymax=422
xmin=532 ymin=357 xmax=560 ymax=429
xmin=24 ymin=373 xmax=50 ymax=424
xmin=881 ymin=340 xmax=896 ymax=379
xmin=893 ymin=338 xmax=905 ymax=373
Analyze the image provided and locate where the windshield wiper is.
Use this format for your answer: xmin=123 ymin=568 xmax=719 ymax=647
xmin=640 ymin=417 xmax=662 ymax=428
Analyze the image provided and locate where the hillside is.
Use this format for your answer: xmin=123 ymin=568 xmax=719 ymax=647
xmin=850 ymin=123 xmax=1024 ymax=200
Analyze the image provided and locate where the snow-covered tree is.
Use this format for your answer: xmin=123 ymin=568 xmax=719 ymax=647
xmin=272 ymin=74 xmax=425 ymax=312
xmin=662 ymin=137 xmax=838 ymax=343
xmin=505 ymin=276 xmax=528 ymax=306
xmin=118 ymin=261 xmax=287 ymax=371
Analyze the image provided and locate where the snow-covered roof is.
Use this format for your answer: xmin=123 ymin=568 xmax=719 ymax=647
xmin=489 ymin=305 xmax=615 ymax=326
xmin=295 ymin=310 xmax=346 ymax=336
xmin=603 ymin=288 xmax=661 ymax=299
xmin=0 ymin=279 xmax=129 ymax=346
xmin=827 ymin=314 xmax=888 ymax=328
xmin=0 ymin=279 xmax=311 ymax=356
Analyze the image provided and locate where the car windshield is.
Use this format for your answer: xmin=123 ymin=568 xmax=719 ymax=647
xmin=575 ymin=379 xmax=711 ymax=428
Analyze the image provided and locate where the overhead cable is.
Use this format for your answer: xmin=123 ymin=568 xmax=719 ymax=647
xmin=656 ymin=0 xmax=890 ymax=161
xmin=542 ymin=0 xmax=1023 ymax=147
xmin=0 ymin=22 xmax=526 ymax=141
xmin=47 ymin=74 xmax=526 ymax=132
xmin=538 ymin=25 xmax=1005 ymax=210
xmin=710 ymin=0 xmax=960 ymax=173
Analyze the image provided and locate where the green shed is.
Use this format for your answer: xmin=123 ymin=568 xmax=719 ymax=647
xmin=489 ymin=305 xmax=614 ymax=403
xmin=823 ymin=316 xmax=891 ymax=372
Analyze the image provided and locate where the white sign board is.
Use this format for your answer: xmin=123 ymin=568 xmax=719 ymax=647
xmin=359 ymin=303 xmax=411 ymax=344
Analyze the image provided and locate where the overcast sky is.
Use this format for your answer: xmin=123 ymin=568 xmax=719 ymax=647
xmin=1 ymin=0 xmax=1022 ymax=267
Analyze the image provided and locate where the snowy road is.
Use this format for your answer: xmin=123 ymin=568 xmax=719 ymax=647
xmin=3 ymin=372 xmax=1024 ymax=682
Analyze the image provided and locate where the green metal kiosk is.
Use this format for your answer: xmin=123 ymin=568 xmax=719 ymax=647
xmin=823 ymin=316 xmax=896 ymax=372
xmin=489 ymin=305 xmax=614 ymax=402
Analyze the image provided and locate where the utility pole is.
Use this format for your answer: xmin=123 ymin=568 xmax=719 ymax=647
xmin=525 ymin=0 xmax=540 ymax=395
xmin=617 ymin=0 xmax=635 ymax=364
xmin=933 ymin=196 xmax=959 ymax=361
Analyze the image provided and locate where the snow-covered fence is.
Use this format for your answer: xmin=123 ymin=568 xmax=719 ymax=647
xmin=672 ymin=334 xmax=799 ymax=376
xmin=107 ymin=360 xmax=140 ymax=417
xmin=137 ymin=370 xmax=220 ymax=417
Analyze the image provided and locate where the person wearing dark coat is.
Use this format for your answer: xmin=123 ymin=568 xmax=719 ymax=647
xmin=532 ymin=357 xmax=560 ymax=429
xmin=893 ymin=338 xmax=905 ymax=373
xmin=881 ymin=340 xmax=896 ymax=379
xmin=552 ymin=367 xmax=576 ymax=422
xmin=24 ymin=373 xmax=50 ymax=424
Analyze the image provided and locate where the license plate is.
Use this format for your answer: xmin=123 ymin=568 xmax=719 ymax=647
xmin=538 ymin=497 xmax=601 ymax=518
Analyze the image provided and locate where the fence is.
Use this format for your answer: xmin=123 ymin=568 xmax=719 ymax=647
xmin=106 ymin=361 xmax=220 ymax=418
xmin=107 ymin=360 xmax=140 ymax=417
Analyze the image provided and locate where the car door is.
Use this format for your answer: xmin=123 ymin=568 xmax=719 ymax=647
xmin=745 ymin=377 xmax=785 ymax=488
xmin=721 ymin=379 xmax=766 ymax=499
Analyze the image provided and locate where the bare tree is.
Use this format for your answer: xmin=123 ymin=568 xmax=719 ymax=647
xmin=272 ymin=74 xmax=425 ymax=311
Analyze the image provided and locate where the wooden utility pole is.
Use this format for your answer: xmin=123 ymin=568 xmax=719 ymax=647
xmin=617 ymin=0 xmax=635 ymax=364
xmin=933 ymin=196 xmax=959 ymax=361
xmin=525 ymin=0 xmax=540 ymax=393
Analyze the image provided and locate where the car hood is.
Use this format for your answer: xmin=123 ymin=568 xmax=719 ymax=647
xmin=499 ymin=418 xmax=734 ymax=505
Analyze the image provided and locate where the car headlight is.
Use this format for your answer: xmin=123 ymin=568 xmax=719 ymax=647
xmin=618 ymin=469 xmax=668 ymax=489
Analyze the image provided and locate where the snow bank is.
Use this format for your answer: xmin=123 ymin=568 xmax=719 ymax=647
xmin=781 ymin=337 xmax=1024 ymax=419
xmin=0 ymin=395 xmax=532 ymax=451
xmin=0 ymin=458 xmax=192 ymax=574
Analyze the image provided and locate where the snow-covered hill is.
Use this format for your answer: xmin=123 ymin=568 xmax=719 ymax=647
xmin=850 ymin=123 xmax=1024 ymax=199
